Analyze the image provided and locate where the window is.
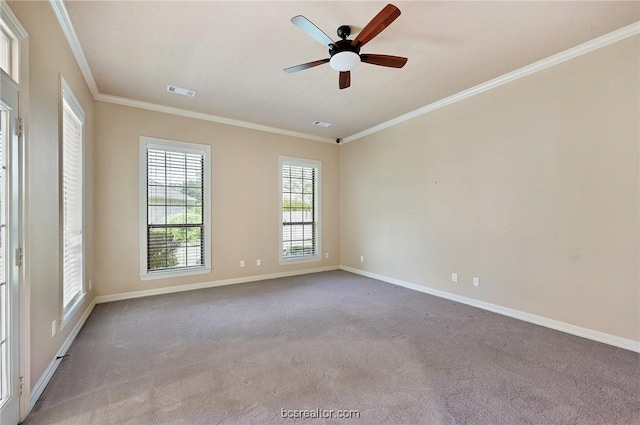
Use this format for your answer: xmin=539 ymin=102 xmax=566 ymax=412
xmin=60 ymin=78 xmax=85 ymax=321
xmin=279 ymin=156 xmax=321 ymax=262
xmin=140 ymin=137 xmax=211 ymax=279
xmin=0 ymin=11 xmax=20 ymax=81
xmin=0 ymin=27 xmax=10 ymax=75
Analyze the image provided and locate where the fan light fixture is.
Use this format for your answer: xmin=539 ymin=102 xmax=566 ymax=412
xmin=329 ymin=51 xmax=360 ymax=72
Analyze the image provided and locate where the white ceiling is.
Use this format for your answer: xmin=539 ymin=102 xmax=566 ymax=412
xmin=62 ymin=1 xmax=639 ymax=142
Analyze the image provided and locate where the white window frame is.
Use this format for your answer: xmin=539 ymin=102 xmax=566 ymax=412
xmin=0 ymin=26 xmax=12 ymax=77
xmin=59 ymin=77 xmax=85 ymax=327
xmin=139 ymin=136 xmax=211 ymax=280
xmin=0 ymin=6 xmax=20 ymax=82
xmin=279 ymin=156 xmax=322 ymax=264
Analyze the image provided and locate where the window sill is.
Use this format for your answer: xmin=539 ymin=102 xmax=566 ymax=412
xmin=279 ymin=256 xmax=321 ymax=266
xmin=61 ymin=292 xmax=86 ymax=331
xmin=140 ymin=267 xmax=211 ymax=281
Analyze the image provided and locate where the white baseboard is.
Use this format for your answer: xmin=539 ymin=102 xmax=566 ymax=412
xmin=30 ymin=299 xmax=96 ymax=410
xmin=95 ymin=266 xmax=339 ymax=304
xmin=29 ymin=266 xmax=338 ymax=410
xmin=30 ymin=263 xmax=636 ymax=414
xmin=340 ymin=266 xmax=640 ymax=353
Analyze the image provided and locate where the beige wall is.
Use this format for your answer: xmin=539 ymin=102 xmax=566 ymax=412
xmin=93 ymin=102 xmax=340 ymax=296
xmin=7 ymin=1 xmax=639 ymax=403
xmin=340 ymin=35 xmax=639 ymax=341
xmin=8 ymin=0 xmax=96 ymax=391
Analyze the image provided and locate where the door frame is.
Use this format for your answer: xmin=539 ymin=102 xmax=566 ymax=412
xmin=0 ymin=1 xmax=29 ymax=421
xmin=0 ymin=68 xmax=20 ymax=425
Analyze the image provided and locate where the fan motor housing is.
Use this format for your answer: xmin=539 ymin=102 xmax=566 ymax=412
xmin=329 ymin=39 xmax=361 ymax=57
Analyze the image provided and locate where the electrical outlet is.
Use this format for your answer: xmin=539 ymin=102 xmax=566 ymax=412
xmin=51 ymin=320 xmax=57 ymax=338
xmin=325 ymin=252 xmax=329 ymax=259
xmin=240 ymin=260 xmax=245 ymax=268
xmin=256 ymin=259 xmax=261 ymax=266
xmin=473 ymin=277 xmax=479 ymax=287
xmin=360 ymin=255 xmax=364 ymax=263
xmin=452 ymin=273 xmax=458 ymax=282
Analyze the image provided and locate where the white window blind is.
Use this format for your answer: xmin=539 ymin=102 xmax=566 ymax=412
xmin=280 ymin=157 xmax=321 ymax=261
xmin=61 ymin=86 xmax=84 ymax=312
xmin=140 ymin=137 xmax=211 ymax=278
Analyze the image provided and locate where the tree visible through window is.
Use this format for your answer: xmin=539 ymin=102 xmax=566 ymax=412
xmin=141 ymin=137 xmax=211 ymax=277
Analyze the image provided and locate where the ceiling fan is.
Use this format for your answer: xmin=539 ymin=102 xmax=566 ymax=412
xmin=284 ymin=3 xmax=408 ymax=89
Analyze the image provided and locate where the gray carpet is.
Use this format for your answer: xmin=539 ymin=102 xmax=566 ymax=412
xmin=24 ymin=271 xmax=639 ymax=425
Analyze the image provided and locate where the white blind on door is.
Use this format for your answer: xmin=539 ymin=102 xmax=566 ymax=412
xmin=62 ymin=97 xmax=83 ymax=309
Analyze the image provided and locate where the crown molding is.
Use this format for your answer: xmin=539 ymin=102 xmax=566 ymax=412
xmin=49 ymin=0 xmax=638 ymax=146
xmin=342 ymin=21 xmax=640 ymax=144
xmin=49 ymin=0 xmax=99 ymax=98
xmin=49 ymin=0 xmax=333 ymax=144
xmin=95 ymin=93 xmax=334 ymax=143
xmin=1 ymin=0 xmax=28 ymax=38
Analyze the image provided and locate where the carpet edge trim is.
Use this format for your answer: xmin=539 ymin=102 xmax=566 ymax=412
xmin=94 ymin=266 xmax=340 ymax=303
xmin=340 ymin=266 xmax=640 ymax=353
xmin=29 ymin=299 xmax=97 ymax=410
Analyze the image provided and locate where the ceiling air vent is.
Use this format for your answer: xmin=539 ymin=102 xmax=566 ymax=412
xmin=312 ymin=120 xmax=332 ymax=128
xmin=167 ymin=85 xmax=196 ymax=97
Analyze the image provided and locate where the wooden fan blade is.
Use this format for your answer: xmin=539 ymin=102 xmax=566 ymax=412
xmin=352 ymin=4 xmax=401 ymax=48
xmin=284 ymin=58 xmax=330 ymax=73
xmin=360 ymin=54 xmax=407 ymax=68
xmin=339 ymin=71 xmax=351 ymax=89
xmin=291 ymin=15 xmax=335 ymax=48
